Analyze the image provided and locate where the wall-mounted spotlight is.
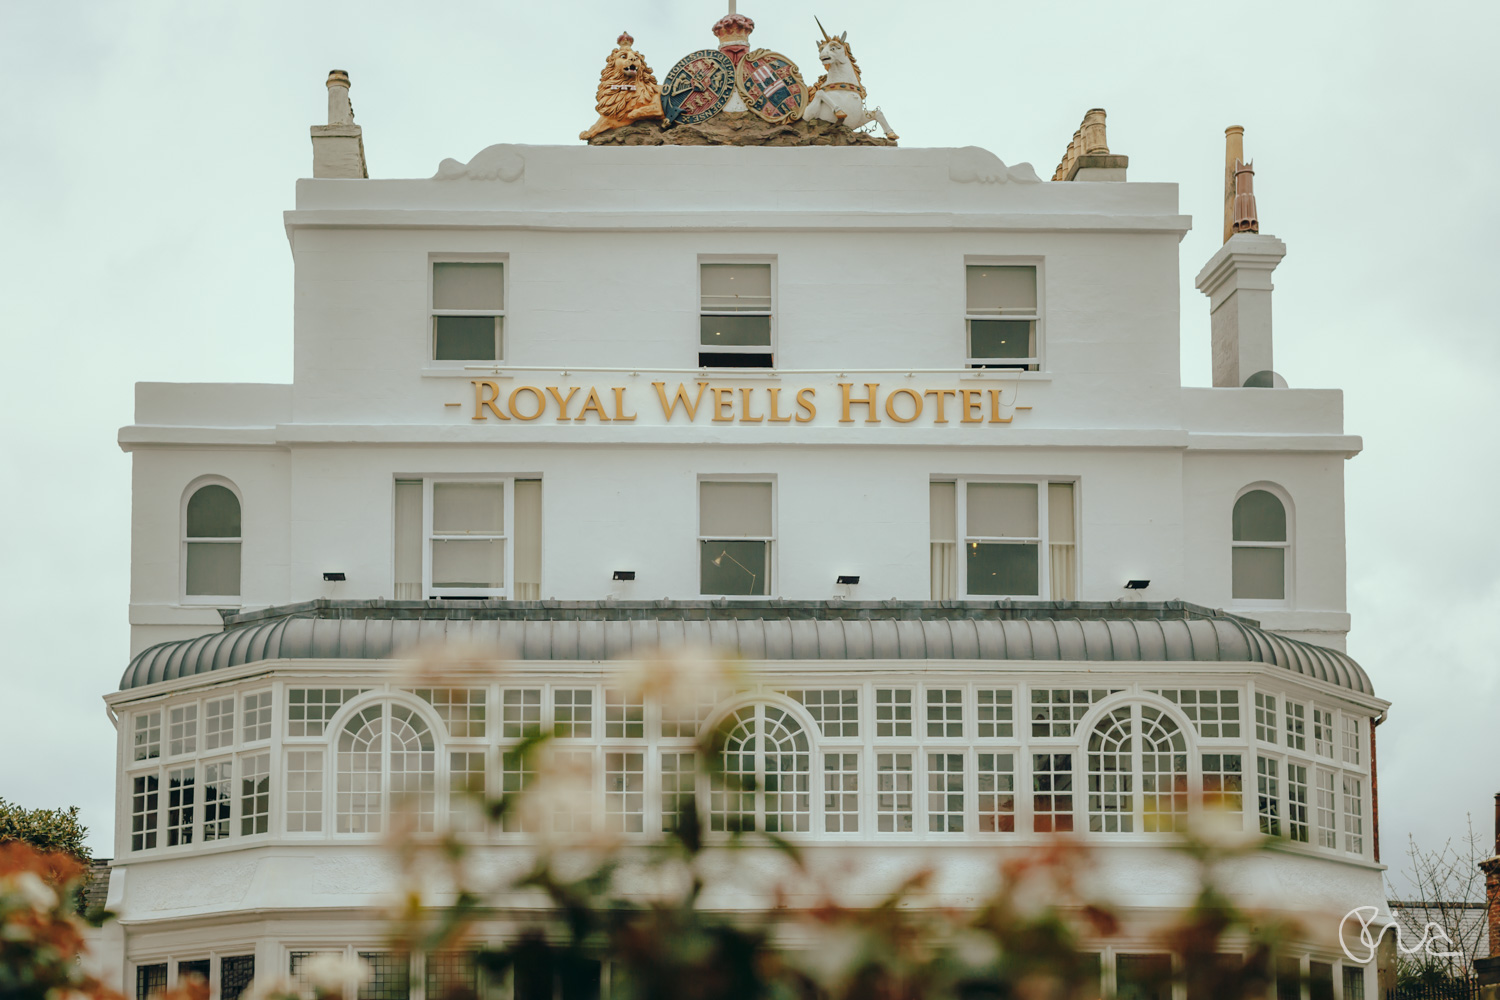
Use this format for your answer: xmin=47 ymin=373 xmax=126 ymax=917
xmin=322 ymin=572 xmax=346 ymax=582
xmin=1123 ymin=579 xmax=1150 ymax=590
xmin=612 ymin=570 xmax=636 ymax=581
xmin=836 ymin=575 xmax=861 ymax=585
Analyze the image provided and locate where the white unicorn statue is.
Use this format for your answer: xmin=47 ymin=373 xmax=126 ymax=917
xmin=801 ymin=19 xmax=898 ymax=141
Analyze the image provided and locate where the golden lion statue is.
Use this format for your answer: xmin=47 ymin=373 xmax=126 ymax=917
xmin=581 ymin=31 xmax=664 ymax=140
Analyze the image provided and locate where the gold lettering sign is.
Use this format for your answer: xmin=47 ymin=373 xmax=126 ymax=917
xmin=468 ymin=381 xmax=1026 ymax=424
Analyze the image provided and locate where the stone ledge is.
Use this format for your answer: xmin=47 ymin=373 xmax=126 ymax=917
xmin=220 ymin=597 xmax=1252 ymax=627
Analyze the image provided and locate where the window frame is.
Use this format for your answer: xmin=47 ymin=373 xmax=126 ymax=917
xmin=963 ymin=256 xmax=1044 ymax=371
xmin=1076 ymin=697 xmax=1196 ymax=836
xmin=697 ymin=255 xmax=776 ymax=370
xmin=697 ymin=475 xmax=776 ymax=599
xmin=933 ymin=476 xmax=1079 ymax=600
xmin=1230 ymin=482 xmax=1294 ymax=608
xmin=180 ymin=476 xmax=243 ymax=607
xmin=419 ymin=476 xmax=522 ymax=600
xmin=428 ymin=255 xmax=507 ymax=365
xmin=326 ymin=694 xmax=442 ymax=838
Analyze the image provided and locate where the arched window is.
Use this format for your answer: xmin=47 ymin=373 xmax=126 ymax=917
xmin=184 ymin=482 xmax=241 ymax=599
xmin=710 ymin=703 xmax=810 ymax=833
xmin=336 ymin=702 xmax=436 ymax=834
xmin=1232 ymin=489 xmax=1288 ymax=601
xmin=1086 ymin=704 xmax=1189 ymax=833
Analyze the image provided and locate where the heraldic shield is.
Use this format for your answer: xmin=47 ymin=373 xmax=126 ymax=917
xmin=735 ymin=49 xmax=807 ymax=124
xmin=661 ymin=49 xmax=736 ymax=126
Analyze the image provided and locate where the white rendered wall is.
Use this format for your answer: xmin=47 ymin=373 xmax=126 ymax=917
xmin=122 ymin=144 xmax=1359 ymax=655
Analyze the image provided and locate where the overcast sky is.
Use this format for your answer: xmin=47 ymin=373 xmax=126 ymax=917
xmin=1 ymin=0 xmax=1496 ymax=890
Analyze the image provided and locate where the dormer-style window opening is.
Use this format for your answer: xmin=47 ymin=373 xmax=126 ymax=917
xmin=966 ymin=264 xmax=1039 ymax=370
xmin=700 ymin=261 xmax=773 ymax=368
xmin=432 ymin=261 xmax=504 ymax=361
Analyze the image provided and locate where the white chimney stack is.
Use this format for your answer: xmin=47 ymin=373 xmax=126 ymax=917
xmin=1195 ymin=127 xmax=1284 ymax=388
xmin=310 ymin=70 xmax=368 ymax=179
xmin=1195 ymin=232 xmax=1287 ymax=388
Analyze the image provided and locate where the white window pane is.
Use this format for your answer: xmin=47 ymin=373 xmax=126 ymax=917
xmin=700 ymin=482 xmax=772 ymax=537
xmin=1232 ymin=547 xmax=1285 ymax=600
xmin=967 ymin=483 xmax=1038 ymax=537
xmin=966 ymin=265 xmax=1036 ymax=315
xmin=186 ymin=485 xmax=240 ymax=538
xmin=700 ymin=263 xmax=771 ymax=312
xmin=433 ymin=262 xmax=503 ymax=310
xmin=1047 ymin=483 xmax=1075 ymax=544
xmin=433 ymin=483 xmax=504 ymax=533
xmin=186 ymin=542 xmax=240 ymax=596
xmin=929 ymin=481 xmax=956 ymax=543
xmin=394 ymin=481 xmax=422 ymax=599
xmin=432 ymin=538 xmax=505 ymax=589
xmin=513 ymin=479 xmax=542 ymax=600
xmin=1233 ymin=490 xmax=1286 ymax=542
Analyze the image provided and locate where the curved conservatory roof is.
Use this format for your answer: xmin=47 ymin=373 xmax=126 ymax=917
xmin=122 ymin=602 xmax=1373 ymax=695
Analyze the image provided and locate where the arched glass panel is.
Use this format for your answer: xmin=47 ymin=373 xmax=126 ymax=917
xmin=1232 ymin=489 xmax=1288 ymax=601
xmin=184 ymin=484 xmax=241 ymax=597
xmin=1232 ymin=490 xmax=1286 ymax=542
xmin=710 ymin=704 xmax=811 ymax=834
xmin=390 ymin=705 xmax=437 ymax=832
xmin=333 ymin=702 xmax=438 ymax=835
xmin=338 ymin=706 xmax=384 ymax=833
xmin=186 ymin=485 xmax=241 ymax=537
xmin=1139 ymin=707 xmax=1189 ymax=832
xmin=1087 ymin=707 xmax=1133 ymax=832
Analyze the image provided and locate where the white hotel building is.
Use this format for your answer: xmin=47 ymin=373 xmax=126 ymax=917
xmin=100 ymin=62 xmax=1387 ymax=1000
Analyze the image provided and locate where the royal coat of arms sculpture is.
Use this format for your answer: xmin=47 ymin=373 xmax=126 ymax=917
xmin=734 ymin=50 xmax=807 ymax=124
xmin=578 ymin=11 xmax=896 ymax=145
xmin=661 ymin=49 xmax=736 ymax=126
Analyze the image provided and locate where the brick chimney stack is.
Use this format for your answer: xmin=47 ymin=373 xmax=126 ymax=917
xmin=1478 ymin=793 xmax=1500 ymax=998
xmin=310 ymin=70 xmax=368 ymax=179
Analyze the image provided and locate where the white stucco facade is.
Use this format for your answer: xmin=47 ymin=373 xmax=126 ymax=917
xmin=104 ymin=137 xmax=1386 ymax=999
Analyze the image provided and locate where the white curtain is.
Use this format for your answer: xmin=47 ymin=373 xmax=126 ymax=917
xmin=930 ymin=543 xmax=956 ymax=601
xmin=1049 ymin=544 xmax=1076 ymax=600
xmin=513 ymin=479 xmax=542 ymax=600
xmin=1047 ymin=483 xmax=1076 ymax=600
xmin=393 ymin=481 xmax=422 ymax=600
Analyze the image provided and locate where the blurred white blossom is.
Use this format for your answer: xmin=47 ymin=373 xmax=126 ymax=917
xmin=300 ymin=953 xmax=370 ymax=995
xmin=1 ymin=871 xmax=57 ymax=912
xmin=243 ymin=976 xmax=307 ymax=1000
